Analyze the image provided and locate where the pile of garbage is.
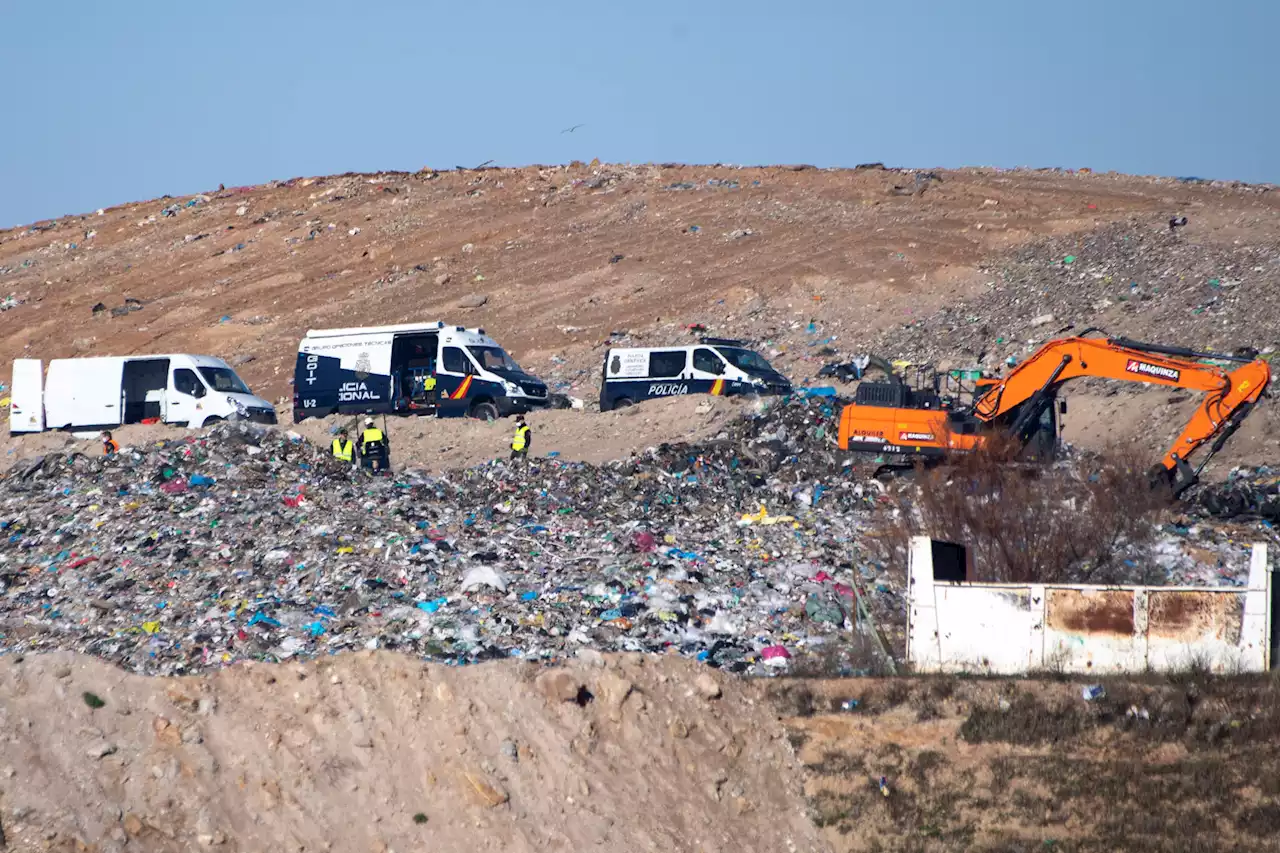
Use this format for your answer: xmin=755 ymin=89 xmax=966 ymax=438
xmin=0 ymin=401 xmax=896 ymax=678
xmin=1 ymin=396 xmax=1268 ymax=678
xmin=876 ymin=221 xmax=1280 ymax=370
xmin=675 ymin=392 xmax=856 ymax=482
xmin=1196 ymin=467 xmax=1280 ymax=521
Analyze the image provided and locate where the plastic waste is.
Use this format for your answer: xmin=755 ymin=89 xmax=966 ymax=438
xmin=8 ymin=396 xmax=1220 ymax=679
xmin=804 ymin=594 xmax=846 ymax=625
xmin=461 ymin=565 xmax=509 ymax=593
xmin=738 ymin=506 xmax=796 ymax=527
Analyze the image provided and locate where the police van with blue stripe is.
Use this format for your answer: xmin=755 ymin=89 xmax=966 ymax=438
xmin=599 ymin=338 xmax=791 ymax=411
xmin=292 ymin=322 xmax=548 ymax=423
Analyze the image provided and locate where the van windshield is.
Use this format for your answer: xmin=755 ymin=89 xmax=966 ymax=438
xmin=715 ymin=347 xmax=777 ymax=375
xmin=467 ymin=346 xmax=528 ymax=377
xmin=198 ymin=367 xmax=251 ymax=395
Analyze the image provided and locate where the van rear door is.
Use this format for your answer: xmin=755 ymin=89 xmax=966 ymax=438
xmin=44 ymin=359 xmax=124 ymax=429
xmin=9 ymin=358 xmax=44 ymax=434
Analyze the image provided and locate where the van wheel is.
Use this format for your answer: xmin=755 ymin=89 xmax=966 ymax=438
xmin=613 ymin=398 xmax=634 ymax=409
xmin=469 ymin=401 xmax=500 ymax=422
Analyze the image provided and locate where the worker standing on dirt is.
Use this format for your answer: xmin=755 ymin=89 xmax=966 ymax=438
xmin=510 ymin=414 xmax=531 ymax=465
xmin=331 ymin=428 xmax=355 ymax=464
xmin=359 ymin=417 xmax=389 ymax=473
xmin=101 ymin=431 xmax=119 ymax=456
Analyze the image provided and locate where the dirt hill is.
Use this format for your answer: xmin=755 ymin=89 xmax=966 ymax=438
xmin=0 ymin=651 xmax=823 ymax=853
xmin=2 ymin=165 xmax=1276 ymax=431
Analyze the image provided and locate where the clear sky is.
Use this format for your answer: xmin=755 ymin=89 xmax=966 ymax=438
xmin=2 ymin=0 xmax=1276 ymax=226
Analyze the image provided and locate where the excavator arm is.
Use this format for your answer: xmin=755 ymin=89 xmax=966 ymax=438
xmin=971 ymin=334 xmax=1270 ymax=484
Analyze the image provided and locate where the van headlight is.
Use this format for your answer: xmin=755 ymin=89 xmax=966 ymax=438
xmin=227 ymin=396 xmax=247 ymax=416
xmin=502 ymin=380 xmax=520 ymax=395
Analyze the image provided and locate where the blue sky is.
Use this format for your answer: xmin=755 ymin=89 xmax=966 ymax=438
xmin=2 ymin=0 xmax=1276 ymax=226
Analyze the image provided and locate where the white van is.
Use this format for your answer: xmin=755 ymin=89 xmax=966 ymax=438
xmin=9 ymin=354 xmax=276 ymax=435
xmin=599 ymin=337 xmax=792 ymax=411
xmin=292 ymin=321 xmax=549 ymax=422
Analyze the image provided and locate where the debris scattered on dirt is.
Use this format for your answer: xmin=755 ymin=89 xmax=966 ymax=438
xmin=879 ymin=221 xmax=1280 ymax=371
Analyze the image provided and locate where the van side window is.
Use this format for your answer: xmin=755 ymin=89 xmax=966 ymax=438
xmin=692 ymin=348 xmax=724 ymax=375
xmin=442 ymin=347 xmax=471 ymax=375
xmin=174 ymin=368 xmax=205 ymax=398
xmin=648 ymin=350 xmax=687 ymax=378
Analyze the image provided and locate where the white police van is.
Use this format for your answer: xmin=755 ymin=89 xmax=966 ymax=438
xmin=599 ymin=338 xmax=792 ymax=411
xmin=292 ymin=321 xmax=549 ymax=422
xmin=9 ymin=354 xmax=276 ymax=435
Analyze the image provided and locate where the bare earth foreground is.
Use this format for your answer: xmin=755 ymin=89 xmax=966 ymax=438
xmin=7 ymin=652 xmax=1280 ymax=853
xmin=2 ymin=652 xmax=823 ymax=853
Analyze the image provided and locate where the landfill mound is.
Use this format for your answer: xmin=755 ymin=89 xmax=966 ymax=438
xmin=2 ymin=163 xmax=1279 ymax=852
xmin=0 ymin=404 xmax=889 ymax=678
xmin=1 ymin=400 xmax=1271 ymax=684
xmin=0 ymin=651 xmax=826 ymax=853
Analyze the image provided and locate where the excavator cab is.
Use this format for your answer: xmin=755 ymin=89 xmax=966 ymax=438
xmin=851 ymin=362 xmax=982 ymax=412
xmin=998 ymin=393 xmax=1065 ymax=461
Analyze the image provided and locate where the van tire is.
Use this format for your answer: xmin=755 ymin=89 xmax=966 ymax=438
xmin=469 ymin=400 xmax=500 ymax=422
xmin=613 ymin=398 xmax=634 ymax=409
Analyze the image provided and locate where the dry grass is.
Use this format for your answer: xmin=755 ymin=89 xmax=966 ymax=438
xmin=783 ymin=674 xmax=1280 ymax=853
xmin=880 ymin=437 xmax=1170 ymax=583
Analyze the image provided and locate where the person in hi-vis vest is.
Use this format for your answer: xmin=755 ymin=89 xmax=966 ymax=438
xmin=331 ymin=428 xmax=355 ymax=464
xmin=510 ymin=415 xmax=531 ymax=464
xmin=359 ymin=417 xmax=389 ymax=472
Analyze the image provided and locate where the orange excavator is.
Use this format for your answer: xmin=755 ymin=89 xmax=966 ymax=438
xmin=837 ymin=330 xmax=1271 ymax=495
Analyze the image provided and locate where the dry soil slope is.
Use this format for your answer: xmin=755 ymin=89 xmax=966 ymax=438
xmin=0 ymin=651 xmax=825 ymax=853
xmin=1 ymin=163 xmax=1267 ymax=410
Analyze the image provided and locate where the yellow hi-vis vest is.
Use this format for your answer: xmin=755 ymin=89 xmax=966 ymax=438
xmin=424 ymin=376 xmax=437 ymax=391
xmin=362 ymin=427 xmax=384 ymax=445
xmin=511 ymin=424 xmax=529 ymax=452
xmin=331 ymin=438 xmax=353 ymax=461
